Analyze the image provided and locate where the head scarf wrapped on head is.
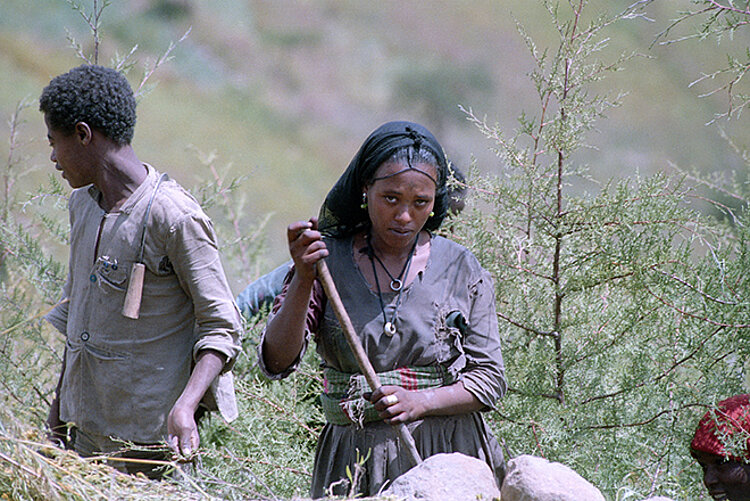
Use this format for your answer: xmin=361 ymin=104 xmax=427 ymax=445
xmin=691 ymin=394 xmax=750 ymax=461
xmin=318 ymin=121 xmax=450 ymax=238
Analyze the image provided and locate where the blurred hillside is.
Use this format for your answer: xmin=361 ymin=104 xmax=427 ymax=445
xmin=1 ymin=0 xmax=748 ymax=291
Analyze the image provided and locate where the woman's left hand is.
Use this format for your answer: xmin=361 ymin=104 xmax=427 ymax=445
xmin=367 ymin=385 xmax=426 ymax=425
xmin=366 ymin=381 xmax=484 ymax=425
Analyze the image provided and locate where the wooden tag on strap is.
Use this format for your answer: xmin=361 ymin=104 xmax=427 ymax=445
xmin=122 ymin=262 xmax=145 ymax=319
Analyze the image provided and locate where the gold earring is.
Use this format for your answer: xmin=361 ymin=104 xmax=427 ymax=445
xmin=429 ymin=211 xmax=435 ymax=217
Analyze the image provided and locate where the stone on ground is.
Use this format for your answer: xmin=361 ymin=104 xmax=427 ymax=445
xmin=500 ymin=454 xmax=605 ymax=501
xmin=382 ymin=452 xmax=501 ymax=500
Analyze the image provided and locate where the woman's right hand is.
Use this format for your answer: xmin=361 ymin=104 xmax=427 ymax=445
xmin=287 ymin=218 xmax=328 ymax=283
xmin=264 ymin=218 xmax=328 ymax=375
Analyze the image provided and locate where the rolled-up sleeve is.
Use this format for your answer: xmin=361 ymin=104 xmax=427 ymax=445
xmin=167 ymin=212 xmax=242 ymax=370
xmin=45 ymin=293 xmax=70 ymax=336
xmin=460 ymin=269 xmax=507 ymax=409
xmin=257 ymin=271 xmax=325 ymax=379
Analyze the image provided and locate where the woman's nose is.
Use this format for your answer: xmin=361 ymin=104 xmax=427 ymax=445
xmin=703 ymin=464 xmax=719 ymax=488
xmin=394 ymin=206 xmax=411 ymax=223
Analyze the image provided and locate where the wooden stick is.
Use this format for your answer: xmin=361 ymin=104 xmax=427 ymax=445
xmin=316 ymin=259 xmax=422 ymax=468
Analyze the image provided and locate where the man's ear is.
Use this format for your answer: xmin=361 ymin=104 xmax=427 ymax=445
xmin=74 ymin=122 xmax=93 ymax=145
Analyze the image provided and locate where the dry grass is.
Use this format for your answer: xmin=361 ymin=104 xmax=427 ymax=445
xmin=0 ymin=423 xmax=398 ymax=501
xmin=0 ymin=420 xmax=210 ymax=501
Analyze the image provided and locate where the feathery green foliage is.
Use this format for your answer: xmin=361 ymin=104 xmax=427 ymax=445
xmin=649 ymin=0 xmax=750 ymax=123
xmin=450 ymin=1 xmax=750 ymax=499
xmin=187 ymin=316 xmax=322 ymax=499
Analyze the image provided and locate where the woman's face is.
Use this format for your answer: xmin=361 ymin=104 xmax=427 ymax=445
xmin=364 ymin=161 xmax=437 ymax=252
xmin=692 ymin=449 xmax=750 ymax=501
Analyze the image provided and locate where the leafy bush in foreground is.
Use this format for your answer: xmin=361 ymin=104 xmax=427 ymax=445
xmin=449 ymin=2 xmax=750 ymax=499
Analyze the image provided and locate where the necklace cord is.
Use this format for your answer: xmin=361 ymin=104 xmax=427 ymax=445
xmin=366 ymin=233 xmax=419 ymax=332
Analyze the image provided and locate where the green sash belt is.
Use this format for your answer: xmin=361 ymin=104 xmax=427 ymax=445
xmin=321 ymin=365 xmax=454 ymax=427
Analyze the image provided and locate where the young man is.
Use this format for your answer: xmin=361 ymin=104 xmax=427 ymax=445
xmin=41 ymin=65 xmax=243 ymax=477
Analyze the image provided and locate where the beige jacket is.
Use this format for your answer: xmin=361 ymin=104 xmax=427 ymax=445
xmin=47 ymin=165 xmax=242 ymax=443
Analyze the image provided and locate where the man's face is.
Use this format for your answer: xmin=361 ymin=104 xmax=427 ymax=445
xmin=692 ymin=449 xmax=750 ymax=501
xmin=45 ymin=116 xmax=94 ymax=189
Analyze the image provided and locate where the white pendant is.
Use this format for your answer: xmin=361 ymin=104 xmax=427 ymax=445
xmin=390 ymin=279 xmax=403 ymax=292
xmin=384 ymin=321 xmax=397 ymax=336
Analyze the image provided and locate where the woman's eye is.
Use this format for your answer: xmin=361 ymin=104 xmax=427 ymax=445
xmin=385 ymin=196 xmax=397 ymax=203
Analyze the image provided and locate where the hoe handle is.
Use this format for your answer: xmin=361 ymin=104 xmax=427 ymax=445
xmin=317 ymin=259 xmax=422 ymax=467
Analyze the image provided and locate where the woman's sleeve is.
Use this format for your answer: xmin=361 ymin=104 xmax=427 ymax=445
xmin=459 ymin=267 xmax=507 ymax=409
xmin=256 ymin=268 xmax=326 ymax=380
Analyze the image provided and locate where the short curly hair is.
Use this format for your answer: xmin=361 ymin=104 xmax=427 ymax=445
xmin=39 ymin=65 xmax=137 ymax=145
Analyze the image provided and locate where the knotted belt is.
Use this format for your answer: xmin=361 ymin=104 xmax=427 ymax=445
xmin=320 ymin=365 xmax=454 ymax=427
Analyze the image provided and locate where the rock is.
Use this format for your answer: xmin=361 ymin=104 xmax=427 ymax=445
xmin=382 ymin=452 xmax=501 ymax=500
xmin=500 ymin=455 xmax=605 ymax=501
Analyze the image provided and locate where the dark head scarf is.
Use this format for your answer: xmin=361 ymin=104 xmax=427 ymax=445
xmin=691 ymin=394 xmax=750 ymax=461
xmin=318 ymin=121 xmax=450 ymax=238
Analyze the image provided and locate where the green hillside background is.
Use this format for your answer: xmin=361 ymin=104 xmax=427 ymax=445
xmin=2 ymin=0 xmax=749 ymax=294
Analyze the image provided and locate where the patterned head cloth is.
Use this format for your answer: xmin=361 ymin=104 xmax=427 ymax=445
xmin=318 ymin=121 xmax=450 ymax=238
xmin=691 ymin=394 xmax=750 ymax=461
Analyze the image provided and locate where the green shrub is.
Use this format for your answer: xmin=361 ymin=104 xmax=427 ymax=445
xmin=448 ymin=2 xmax=750 ymax=499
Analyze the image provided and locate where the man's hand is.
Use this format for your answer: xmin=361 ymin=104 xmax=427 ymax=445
xmin=46 ymin=396 xmax=68 ymax=448
xmin=166 ymin=349 xmax=226 ymax=459
xmin=47 ymin=351 xmax=68 ymax=448
xmin=167 ymin=402 xmax=199 ymax=459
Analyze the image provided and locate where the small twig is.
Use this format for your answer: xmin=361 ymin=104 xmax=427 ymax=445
xmin=530 ymin=422 xmax=546 ymax=458
xmin=174 ymin=463 xmax=215 ymax=499
xmin=4 ymin=99 xmax=33 ymax=222
xmin=644 ymin=285 xmax=750 ymax=328
xmin=582 ymin=403 xmax=706 ymax=430
xmin=496 ymin=310 xmax=555 ymax=338
xmin=0 ymin=450 xmax=42 ymax=478
xmin=579 ymin=325 xmax=726 ymax=405
xmin=238 ymin=389 xmax=319 ymax=438
xmin=571 ymin=307 xmax=660 ymax=365
xmin=65 ymin=0 xmax=109 ymax=64
xmin=206 ymin=156 xmax=250 ymax=271
xmin=135 ymin=27 xmax=192 ymax=96
xmin=0 ymin=298 xmax=68 ymax=338
xmin=656 ymin=268 xmax=739 ymax=306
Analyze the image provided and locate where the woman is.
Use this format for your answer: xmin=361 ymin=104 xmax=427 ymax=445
xmin=260 ymin=121 xmax=506 ymax=497
xmin=690 ymin=394 xmax=750 ymax=501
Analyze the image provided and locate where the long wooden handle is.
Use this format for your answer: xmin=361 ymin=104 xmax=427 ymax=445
xmin=316 ymin=259 xmax=422 ymax=467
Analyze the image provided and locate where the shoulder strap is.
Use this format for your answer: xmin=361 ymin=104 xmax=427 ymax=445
xmin=136 ymin=173 xmax=168 ymax=264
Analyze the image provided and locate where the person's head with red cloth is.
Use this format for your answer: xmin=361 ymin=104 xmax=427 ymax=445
xmin=691 ymin=394 xmax=750 ymax=501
